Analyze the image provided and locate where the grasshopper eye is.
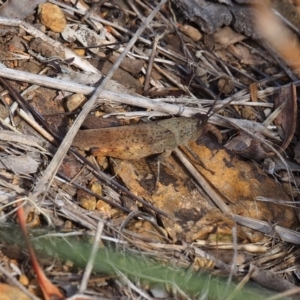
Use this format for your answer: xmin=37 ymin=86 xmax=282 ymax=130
xmin=193 ymin=113 xmax=209 ymax=128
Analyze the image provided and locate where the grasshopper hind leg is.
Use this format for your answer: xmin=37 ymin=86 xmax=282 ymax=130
xmin=156 ymin=150 xmax=173 ymax=188
xmin=182 ymin=145 xmax=215 ymax=175
xmin=146 ymin=150 xmax=173 ymax=192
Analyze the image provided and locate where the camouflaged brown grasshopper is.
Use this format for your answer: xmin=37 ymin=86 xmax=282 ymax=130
xmin=72 ymin=112 xmax=211 ymax=159
xmin=71 ymin=95 xmax=224 ymax=160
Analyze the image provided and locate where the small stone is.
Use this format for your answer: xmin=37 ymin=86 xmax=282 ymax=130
xmin=19 ymin=274 xmax=29 ymax=287
xmin=65 ymin=93 xmax=86 ymax=112
xmin=73 ymin=48 xmax=85 ymax=56
xmin=217 ymin=75 xmax=235 ymax=94
xmin=77 ymin=190 xmax=96 ymax=210
xmin=39 ymin=3 xmax=66 ymax=33
xmin=91 ymin=181 xmax=102 ymax=196
xmin=96 ymin=199 xmax=113 ymax=216
xmin=179 ymin=24 xmax=202 ymax=42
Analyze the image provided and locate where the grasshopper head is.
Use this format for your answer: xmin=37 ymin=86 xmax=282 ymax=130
xmin=188 ymin=113 xmax=209 ymax=141
xmin=194 ymin=113 xmax=209 ymax=129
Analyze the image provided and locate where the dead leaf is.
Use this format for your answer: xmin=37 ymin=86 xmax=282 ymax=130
xmin=214 ymin=26 xmax=246 ymax=49
xmin=225 ymin=132 xmax=274 ymax=160
xmin=229 ymin=44 xmax=266 ymax=65
xmin=274 ymin=84 xmax=297 ymax=151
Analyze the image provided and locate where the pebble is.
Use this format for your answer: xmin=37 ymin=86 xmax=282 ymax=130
xmin=38 ymin=3 xmax=66 ymax=33
xmin=66 ymin=93 xmax=86 ymax=112
xmin=179 ymin=24 xmax=202 ymax=42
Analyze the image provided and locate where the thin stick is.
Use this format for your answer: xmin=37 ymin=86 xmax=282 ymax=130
xmin=144 ymin=33 xmax=163 ymax=94
xmin=18 ymin=109 xmax=56 ymax=143
xmin=0 ymin=67 xmax=298 ymax=120
xmin=173 ymin=148 xmax=232 ymax=215
xmin=78 ymin=221 xmax=104 ymax=294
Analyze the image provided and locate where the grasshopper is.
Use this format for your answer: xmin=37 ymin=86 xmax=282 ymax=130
xmin=72 ymin=113 xmax=209 ymax=159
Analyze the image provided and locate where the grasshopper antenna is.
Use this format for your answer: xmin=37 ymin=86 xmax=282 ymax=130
xmin=206 ymin=94 xmax=220 ymax=118
xmin=193 ymin=93 xmax=221 ymax=126
xmin=204 ymin=87 xmax=241 ymax=120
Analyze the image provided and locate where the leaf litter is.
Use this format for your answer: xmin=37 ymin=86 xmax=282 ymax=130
xmin=0 ymin=0 xmax=299 ymax=299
